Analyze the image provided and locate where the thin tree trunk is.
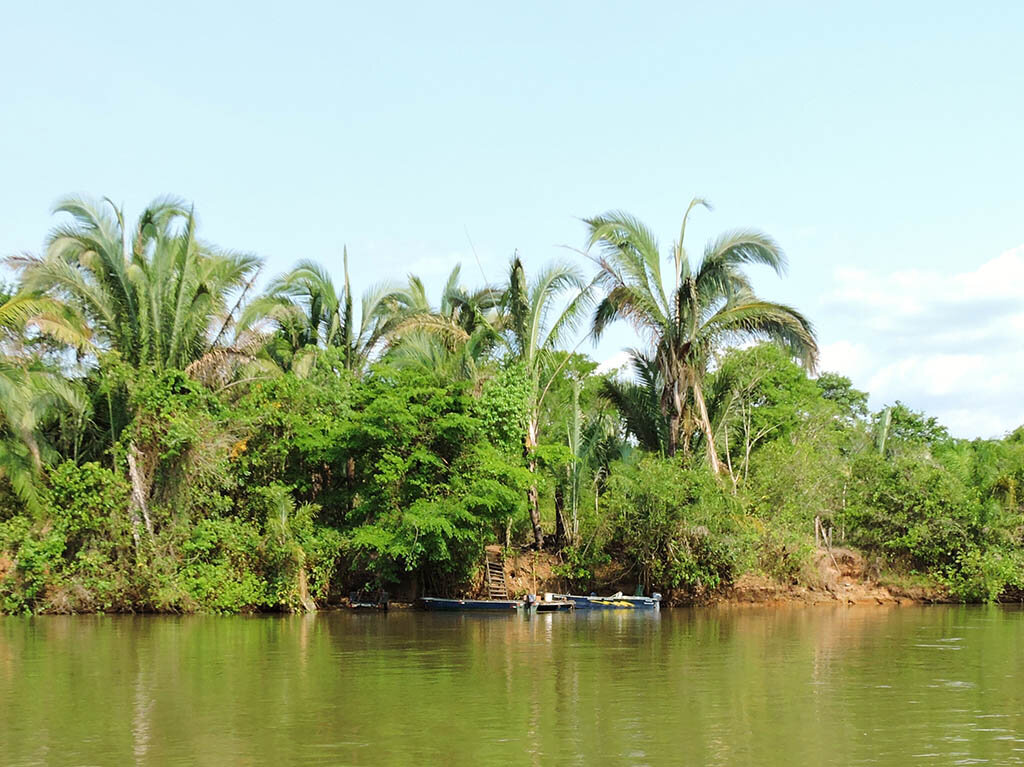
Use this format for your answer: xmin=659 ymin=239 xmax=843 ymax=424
xmin=346 ymin=455 xmax=356 ymax=511
xmin=569 ymin=469 xmax=580 ymax=547
xmin=526 ymin=461 xmax=544 ymax=550
xmin=127 ymin=442 xmax=155 ymax=546
xmin=525 ymin=417 xmax=544 ymax=550
xmin=693 ymin=383 xmax=721 ymax=474
xmin=554 ymin=484 xmax=566 ymax=548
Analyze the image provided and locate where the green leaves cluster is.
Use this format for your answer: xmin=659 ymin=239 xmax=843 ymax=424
xmin=2 ymin=192 xmax=1023 ymax=613
xmin=601 ymin=455 xmax=749 ymax=593
xmin=342 ymin=366 xmax=529 ymax=589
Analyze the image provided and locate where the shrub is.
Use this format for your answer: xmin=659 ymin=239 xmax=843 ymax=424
xmin=602 ymin=456 xmax=750 ymax=594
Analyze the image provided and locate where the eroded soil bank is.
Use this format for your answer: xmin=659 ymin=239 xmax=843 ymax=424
xmin=475 ymin=547 xmax=951 ymax=607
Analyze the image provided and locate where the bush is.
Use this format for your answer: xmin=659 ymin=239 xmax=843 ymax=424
xmin=0 ymin=462 xmax=135 ymax=613
xmin=840 ymin=453 xmax=1024 ymax=601
xmin=602 ymin=456 xmax=750 ymax=594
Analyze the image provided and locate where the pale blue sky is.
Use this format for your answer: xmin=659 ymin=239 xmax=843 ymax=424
xmin=2 ymin=2 xmax=1022 ymax=436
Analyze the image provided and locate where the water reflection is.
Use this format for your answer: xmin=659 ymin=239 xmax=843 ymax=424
xmin=1 ymin=607 xmax=1023 ymax=765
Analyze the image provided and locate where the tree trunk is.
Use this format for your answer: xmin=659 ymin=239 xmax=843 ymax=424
xmin=667 ymin=412 xmax=679 ymax=458
xmin=663 ymin=373 xmax=683 ymax=459
xmin=346 ymin=455 xmax=356 ymax=511
xmin=526 ymin=460 xmax=544 ymax=550
xmin=126 ymin=442 xmax=155 ymax=547
xmin=693 ymin=383 xmax=721 ymax=474
xmin=524 ymin=417 xmax=544 ymax=550
xmin=554 ymin=484 xmax=566 ymax=548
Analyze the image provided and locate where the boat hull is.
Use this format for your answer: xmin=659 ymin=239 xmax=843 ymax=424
xmin=552 ymin=594 xmax=660 ymax=610
xmin=348 ymin=591 xmax=388 ymax=610
xmin=532 ymin=600 xmax=574 ymax=613
xmin=419 ymin=597 xmax=523 ymax=611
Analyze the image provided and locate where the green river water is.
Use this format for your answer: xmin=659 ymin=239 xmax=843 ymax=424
xmin=2 ymin=606 xmax=1023 ymax=766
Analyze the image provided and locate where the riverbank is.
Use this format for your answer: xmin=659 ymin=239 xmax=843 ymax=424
xmin=0 ymin=544 xmax=958 ymax=615
xmin=483 ymin=547 xmax=952 ymax=608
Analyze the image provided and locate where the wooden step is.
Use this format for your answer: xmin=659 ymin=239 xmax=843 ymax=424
xmin=484 ymin=552 xmax=509 ymax=600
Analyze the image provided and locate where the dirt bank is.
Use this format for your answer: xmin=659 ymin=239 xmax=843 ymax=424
xmin=472 ymin=547 xmax=949 ymax=607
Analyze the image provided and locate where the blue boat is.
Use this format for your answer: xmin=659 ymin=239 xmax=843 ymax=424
xmin=418 ymin=597 xmax=523 ymax=611
xmin=549 ymin=592 xmax=661 ymax=610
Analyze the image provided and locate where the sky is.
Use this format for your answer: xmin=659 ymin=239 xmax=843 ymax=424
xmin=1 ymin=2 xmax=1022 ymax=438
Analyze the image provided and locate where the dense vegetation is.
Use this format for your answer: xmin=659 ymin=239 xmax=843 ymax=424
xmin=1 ymin=196 xmax=1021 ymax=613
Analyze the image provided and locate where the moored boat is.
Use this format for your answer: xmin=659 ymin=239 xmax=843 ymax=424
xmin=348 ymin=590 xmax=389 ymax=610
xmin=527 ymin=593 xmax=574 ymax=613
xmin=418 ymin=597 xmax=523 ymax=611
xmin=549 ymin=592 xmax=661 ymax=610
xmin=533 ymin=600 xmax=573 ymax=613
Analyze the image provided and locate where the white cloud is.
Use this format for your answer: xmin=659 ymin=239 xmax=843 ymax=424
xmin=820 ymin=245 xmax=1024 ymax=438
xmin=596 ymin=350 xmax=633 ymax=375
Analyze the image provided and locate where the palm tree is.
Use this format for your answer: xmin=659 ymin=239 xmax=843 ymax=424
xmin=599 ymin=350 xmax=670 ymax=454
xmin=559 ymin=377 xmax=621 ymax=546
xmin=0 ymin=292 xmax=88 ymax=509
xmin=386 ymin=265 xmax=502 ymax=382
xmin=10 ymin=195 xmax=260 ymax=542
xmin=586 ymin=200 xmax=818 ymax=471
xmin=240 ymin=249 xmax=401 ymax=377
xmin=501 ymin=255 xmax=590 ymax=548
xmin=11 ymin=196 xmax=260 ymax=373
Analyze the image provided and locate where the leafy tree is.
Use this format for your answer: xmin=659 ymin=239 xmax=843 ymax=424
xmin=0 ymin=292 xmax=88 ymax=508
xmin=240 ymin=250 xmax=400 ymax=376
xmin=385 ymin=264 xmax=502 ymax=382
xmin=600 ymin=350 xmax=670 ymax=453
xmin=499 ymin=255 xmax=590 ymax=548
xmin=602 ymin=455 xmax=749 ymax=595
xmin=710 ymin=344 xmax=824 ymax=483
xmin=559 ymin=376 xmax=621 ymax=546
xmin=840 ymin=452 xmax=1023 ymax=600
xmin=586 ymin=201 xmax=818 ymax=469
xmin=12 ymin=196 xmax=259 ymax=372
xmin=340 ymin=366 xmax=529 ymax=590
xmin=873 ymin=401 xmax=951 ymax=457
xmin=816 ymin=372 xmax=869 ymax=422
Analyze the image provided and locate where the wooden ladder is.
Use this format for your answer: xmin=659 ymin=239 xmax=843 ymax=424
xmin=484 ymin=549 xmax=509 ymax=600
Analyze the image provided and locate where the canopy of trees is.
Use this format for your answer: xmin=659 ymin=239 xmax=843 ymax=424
xmin=1 ymin=195 xmax=1021 ymax=613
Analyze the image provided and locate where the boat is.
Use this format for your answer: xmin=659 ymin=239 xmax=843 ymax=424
xmin=348 ymin=590 xmax=389 ymax=610
xmin=418 ymin=597 xmax=523 ymax=611
xmin=532 ymin=599 xmax=573 ymax=613
xmin=549 ymin=591 xmax=661 ymax=610
xmin=526 ymin=593 xmax=574 ymax=613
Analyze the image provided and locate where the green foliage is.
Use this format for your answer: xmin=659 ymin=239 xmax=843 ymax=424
xmin=3 ymin=192 xmax=1023 ymax=613
xmin=226 ymin=364 xmax=354 ymax=513
xmin=816 ymin=372 xmax=869 ymax=422
xmin=602 ymin=456 xmax=750 ymax=594
xmin=586 ymin=204 xmax=817 ymax=467
xmin=475 ymin=363 xmax=530 ymax=455
xmin=711 ymin=344 xmax=827 ymax=477
xmin=552 ymin=545 xmax=611 ymax=588
xmin=342 ymin=366 xmax=529 ymax=590
xmin=753 ymin=523 xmax=817 ymax=584
xmin=839 ymin=451 xmax=1024 ymax=600
xmin=179 ymin=517 xmax=267 ymax=611
xmin=0 ymin=461 xmax=134 ymax=613
xmin=873 ymin=401 xmax=951 ymax=457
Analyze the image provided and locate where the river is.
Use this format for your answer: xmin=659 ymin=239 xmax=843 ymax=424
xmin=2 ymin=606 xmax=1023 ymax=765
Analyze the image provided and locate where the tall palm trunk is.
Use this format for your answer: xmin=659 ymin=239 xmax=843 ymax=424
xmin=524 ymin=416 xmax=544 ymax=549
